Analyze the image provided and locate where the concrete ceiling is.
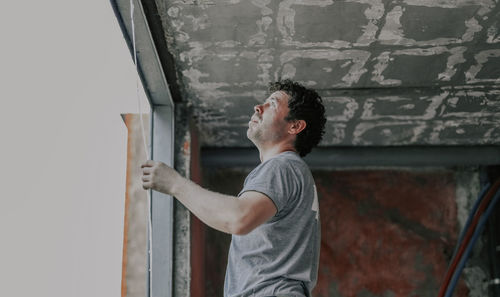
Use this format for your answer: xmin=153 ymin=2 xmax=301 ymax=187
xmin=143 ymin=0 xmax=500 ymax=147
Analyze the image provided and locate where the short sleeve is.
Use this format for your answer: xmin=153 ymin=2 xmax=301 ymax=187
xmin=238 ymin=158 xmax=296 ymax=215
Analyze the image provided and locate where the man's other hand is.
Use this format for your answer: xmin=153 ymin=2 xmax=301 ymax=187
xmin=141 ymin=160 xmax=182 ymax=195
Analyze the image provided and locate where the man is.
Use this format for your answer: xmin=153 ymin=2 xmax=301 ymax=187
xmin=141 ymin=79 xmax=326 ymax=297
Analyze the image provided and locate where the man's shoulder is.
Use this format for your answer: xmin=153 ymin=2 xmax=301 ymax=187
xmin=263 ymin=152 xmax=312 ymax=184
xmin=271 ymin=151 xmax=303 ymax=164
xmin=248 ymin=152 xmax=309 ymax=183
xmin=274 ymin=151 xmax=308 ymax=170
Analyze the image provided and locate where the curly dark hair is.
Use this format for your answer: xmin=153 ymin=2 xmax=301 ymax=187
xmin=269 ymin=79 xmax=326 ymax=157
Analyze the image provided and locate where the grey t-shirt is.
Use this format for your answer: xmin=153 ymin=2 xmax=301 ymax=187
xmin=224 ymin=151 xmax=320 ymax=297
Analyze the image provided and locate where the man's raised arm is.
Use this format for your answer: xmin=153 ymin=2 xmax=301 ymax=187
xmin=141 ymin=160 xmax=276 ymax=235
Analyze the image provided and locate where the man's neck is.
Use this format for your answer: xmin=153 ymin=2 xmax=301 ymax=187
xmin=258 ymin=143 xmax=297 ymax=163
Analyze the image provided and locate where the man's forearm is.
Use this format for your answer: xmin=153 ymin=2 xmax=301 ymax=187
xmin=168 ymin=176 xmax=245 ymax=234
xmin=142 ymin=160 xmax=276 ymax=235
xmin=141 ymin=160 xmax=259 ymax=234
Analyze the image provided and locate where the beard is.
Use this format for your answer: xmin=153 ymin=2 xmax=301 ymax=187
xmin=247 ymin=125 xmax=262 ymax=144
xmin=247 ymin=124 xmax=283 ymax=146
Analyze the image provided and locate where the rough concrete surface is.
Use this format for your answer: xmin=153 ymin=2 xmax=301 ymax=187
xmin=173 ymin=103 xmax=193 ymax=297
xmin=150 ymin=0 xmax=500 ymax=147
xmin=455 ymin=168 xmax=489 ymax=297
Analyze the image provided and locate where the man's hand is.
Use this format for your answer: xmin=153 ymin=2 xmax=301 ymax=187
xmin=141 ymin=160 xmax=183 ymax=195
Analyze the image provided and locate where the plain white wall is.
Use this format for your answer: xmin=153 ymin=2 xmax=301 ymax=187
xmin=0 ymin=1 xmax=149 ymax=296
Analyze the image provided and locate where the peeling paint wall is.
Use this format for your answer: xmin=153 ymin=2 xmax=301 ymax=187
xmin=173 ymin=103 xmax=195 ymax=297
xmin=152 ymin=0 xmax=500 ymax=147
xmin=455 ymin=168 xmax=489 ymax=297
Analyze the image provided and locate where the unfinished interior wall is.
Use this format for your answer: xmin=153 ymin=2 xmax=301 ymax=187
xmin=196 ymin=165 xmax=485 ymax=297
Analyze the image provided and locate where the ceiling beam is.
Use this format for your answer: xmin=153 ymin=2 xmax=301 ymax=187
xmin=201 ymin=146 xmax=500 ymax=168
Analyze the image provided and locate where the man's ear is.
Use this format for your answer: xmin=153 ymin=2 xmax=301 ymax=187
xmin=288 ymin=120 xmax=306 ymax=135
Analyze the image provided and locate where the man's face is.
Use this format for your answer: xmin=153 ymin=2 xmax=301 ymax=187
xmin=247 ymin=91 xmax=291 ymax=145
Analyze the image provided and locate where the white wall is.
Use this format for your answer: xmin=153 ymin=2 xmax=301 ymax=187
xmin=0 ymin=1 xmax=149 ymax=296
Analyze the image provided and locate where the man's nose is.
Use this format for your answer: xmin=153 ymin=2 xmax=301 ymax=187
xmin=254 ymin=104 xmax=263 ymax=114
